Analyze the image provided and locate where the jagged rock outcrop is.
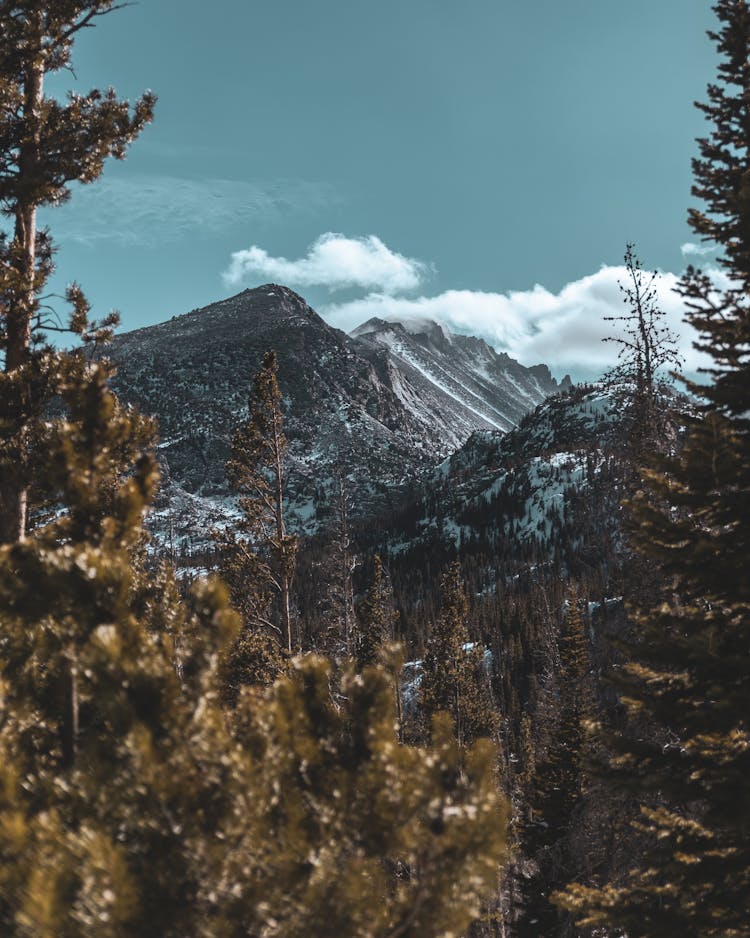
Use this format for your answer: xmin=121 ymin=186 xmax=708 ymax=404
xmin=352 ymin=315 xmax=567 ymax=449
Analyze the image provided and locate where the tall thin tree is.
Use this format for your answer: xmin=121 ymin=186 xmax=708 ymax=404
xmin=559 ymin=4 xmax=750 ymax=934
xmin=419 ymin=561 xmax=498 ymax=749
xmin=602 ymin=243 xmax=682 ymax=454
xmin=0 ymin=2 xmax=155 ymax=542
xmin=222 ymin=350 xmax=298 ymax=653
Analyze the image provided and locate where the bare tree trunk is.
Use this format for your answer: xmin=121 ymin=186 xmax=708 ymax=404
xmin=336 ymin=469 xmax=355 ymax=654
xmin=280 ymin=572 xmax=292 ymax=653
xmin=62 ymin=652 xmax=79 ymax=768
xmin=271 ymin=412 xmax=293 ymax=653
xmin=395 ymin=670 xmax=404 ymax=743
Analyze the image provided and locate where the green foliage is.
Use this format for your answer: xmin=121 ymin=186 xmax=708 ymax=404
xmin=0 ymin=8 xmax=510 ymax=936
xmin=0 ymin=343 xmax=509 ymax=937
xmin=0 ymin=4 xmax=155 ymax=205
xmin=218 ymin=349 xmax=297 ymax=656
xmin=217 ymin=656 xmax=508 ymax=938
xmin=304 ymin=468 xmax=357 ymax=658
xmin=679 ymin=3 xmax=750 ymax=417
xmin=356 ymin=554 xmax=396 ymax=670
xmin=419 ymin=561 xmax=499 ymax=748
xmin=0 ymin=356 xmax=243 ymax=936
xmin=516 ymin=587 xmax=594 ymax=938
xmin=0 ymin=2 xmax=155 ymax=543
xmin=218 ymin=626 xmax=284 ymax=706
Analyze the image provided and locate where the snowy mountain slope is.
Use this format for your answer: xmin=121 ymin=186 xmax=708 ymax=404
xmin=436 ymin=388 xmax=620 ymax=541
xmin=108 ymin=285 xmax=565 ymax=550
xmin=351 ymin=317 xmax=567 ymax=451
xmin=110 ymin=285 xmax=429 ymax=546
xmin=353 ymin=386 xmax=625 ymax=590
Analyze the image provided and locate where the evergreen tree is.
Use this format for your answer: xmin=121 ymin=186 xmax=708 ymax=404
xmin=310 ymin=466 xmax=357 ymax=657
xmin=0 ymin=353 xmax=248 ymax=936
xmin=419 ymin=561 xmax=499 ymax=748
xmin=217 ymin=617 xmax=284 ymax=706
xmin=219 ymin=657 xmax=508 ymax=938
xmin=356 ymin=553 xmax=395 ymax=670
xmin=516 ymin=587 xmax=593 ymax=938
xmin=0 ymin=1 xmax=155 ymax=543
xmin=331 ymin=467 xmax=356 ymax=654
xmin=0 ymin=7 xmax=512 ymax=934
xmin=217 ymin=348 xmax=297 ymax=668
xmin=0 ymin=360 xmax=509 ymax=936
xmin=559 ymin=4 xmax=750 ymax=933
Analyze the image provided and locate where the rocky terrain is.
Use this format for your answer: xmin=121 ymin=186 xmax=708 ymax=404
xmin=352 ymin=316 xmax=569 ymax=447
xmin=109 ymin=284 xmax=566 ymax=550
xmin=348 ymin=385 xmax=620 ymax=569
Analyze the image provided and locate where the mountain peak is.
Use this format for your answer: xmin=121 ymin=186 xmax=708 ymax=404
xmin=244 ymin=283 xmax=309 ymax=304
xmin=350 ymin=309 xmax=561 ymax=438
xmin=350 ymin=315 xmax=448 ymax=341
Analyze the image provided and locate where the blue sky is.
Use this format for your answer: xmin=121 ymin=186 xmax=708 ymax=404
xmin=41 ymin=0 xmax=717 ymax=378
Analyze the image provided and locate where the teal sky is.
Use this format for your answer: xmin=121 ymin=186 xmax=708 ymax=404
xmin=42 ymin=0 xmax=717 ymax=377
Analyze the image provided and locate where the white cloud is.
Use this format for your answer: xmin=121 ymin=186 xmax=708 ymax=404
xmin=322 ymin=265 xmax=712 ymax=380
xmin=219 ymin=229 xmax=720 ymax=380
xmin=681 ymin=241 xmax=716 ymax=257
xmin=45 ymin=175 xmax=335 ymax=247
xmin=222 ymin=233 xmax=429 ymax=293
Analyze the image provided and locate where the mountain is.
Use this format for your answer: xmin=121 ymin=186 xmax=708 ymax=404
xmin=352 ymin=316 xmax=569 ymax=450
xmin=342 ymin=385 xmax=626 ymax=629
xmin=109 ymin=285 xmax=565 ymax=550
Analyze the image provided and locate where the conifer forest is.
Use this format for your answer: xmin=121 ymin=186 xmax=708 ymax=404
xmin=0 ymin=2 xmax=748 ymax=936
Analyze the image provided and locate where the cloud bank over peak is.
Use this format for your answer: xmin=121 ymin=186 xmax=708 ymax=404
xmin=222 ymin=233 xmax=429 ymax=294
xmin=322 ymin=265 xmax=710 ymax=380
xmin=222 ymin=231 xmax=715 ymax=380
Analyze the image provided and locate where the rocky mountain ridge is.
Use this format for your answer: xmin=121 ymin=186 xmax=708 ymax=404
xmin=352 ymin=316 xmax=569 ymax=449
xmin=338 ymin=384 xmax=626 ymax=638
xmin=108 ymin=284 xmax=566 ymax=550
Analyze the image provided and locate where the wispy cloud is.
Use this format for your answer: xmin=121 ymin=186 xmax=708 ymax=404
xmin=323 ymin=265 xmax=712 ymax=378
xmin=222 ymin=233 xmax=430 ymax=293
xmin=46 ymin=175 xmax=336 ymax=247
xmin=680 ymin=241 xmax=717 ymax=257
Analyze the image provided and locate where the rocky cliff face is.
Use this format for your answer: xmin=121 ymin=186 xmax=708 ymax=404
xmin=109 ymin=285 xmax=565 ymax=549
xmin=351 ymin=315 xmax=567 ymax=450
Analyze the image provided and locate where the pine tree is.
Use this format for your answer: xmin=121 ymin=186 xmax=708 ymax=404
xmin=0 ymin=353 xmax=247 ymax=936
xmin=356 ymin=554 xmax=396 ymax=670
xmin=311 ymin=466 xmax=357 ymax=657
xmin=0 ymin=8 xmax=512 ymax=933
xmin=219 ymin=657 xmax=508 ymax=938
xmin=559 ymin=4 xmax=750 ymax=933
xmin=419 ymin=561 xmax=499 ymax=748
xmin=0 ymin=2 xmax=155 ymax=543
xmin=0 ymin=352 xmax=513 ymax=937
xmin=218 ymin=349 xmax=297 ymax=662
xmin=516 ymin=587 xmax=593 ymax=938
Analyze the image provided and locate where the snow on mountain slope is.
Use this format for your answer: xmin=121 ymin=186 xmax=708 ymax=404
xmin=108 ymin=286 xmax=566 ymax=551
xmin=350 ymin=317 xmax=567 ymax=451
xmin=364 ymin=386 xmax=623 ymax=572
